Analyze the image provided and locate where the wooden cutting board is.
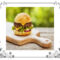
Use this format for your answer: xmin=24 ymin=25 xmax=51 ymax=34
xmin=6 ymin=22 xmax=52 ymax=48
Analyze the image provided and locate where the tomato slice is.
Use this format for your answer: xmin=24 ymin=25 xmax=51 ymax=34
xmin=24 ymin=29 xmax=31 ymax=32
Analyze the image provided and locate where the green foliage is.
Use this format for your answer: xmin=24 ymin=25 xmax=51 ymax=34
xmin=6 ymin=7 xmax=54 ymax=27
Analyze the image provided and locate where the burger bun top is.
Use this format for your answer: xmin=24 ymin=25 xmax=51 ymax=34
xmin=14 ymin=13 xmax=31 ymax=25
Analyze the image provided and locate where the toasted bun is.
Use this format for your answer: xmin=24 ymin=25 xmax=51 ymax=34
xmin=14 ymin=30 xmax=31 ymax=36
xmin=14 ymin=13 xmax=31 ymax=25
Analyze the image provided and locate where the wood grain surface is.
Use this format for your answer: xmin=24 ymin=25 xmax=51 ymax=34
xmin=6 ymin=22 xmax=54 ymax=50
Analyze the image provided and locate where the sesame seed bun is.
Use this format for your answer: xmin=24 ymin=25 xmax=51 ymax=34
xmin=14 ymin=13 xmax=31 ymax=25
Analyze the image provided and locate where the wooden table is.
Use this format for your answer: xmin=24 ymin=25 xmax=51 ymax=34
xmin=6 ymin=27 xmax=54 ymax=50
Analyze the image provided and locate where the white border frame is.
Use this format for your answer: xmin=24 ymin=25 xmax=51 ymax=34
xmin=0 ymin=0 xmax=60 ymax=58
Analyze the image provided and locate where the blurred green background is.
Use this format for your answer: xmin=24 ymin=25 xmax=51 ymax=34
xmin=6 ymin=7 xmax=54 ymax=27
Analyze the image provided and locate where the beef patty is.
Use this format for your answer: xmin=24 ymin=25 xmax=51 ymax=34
xmin=14 ymin=22 xmax=32 ymax=28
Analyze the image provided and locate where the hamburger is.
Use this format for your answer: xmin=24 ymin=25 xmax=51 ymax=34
xmin=12 ymin=13 xmax=33 ymax=36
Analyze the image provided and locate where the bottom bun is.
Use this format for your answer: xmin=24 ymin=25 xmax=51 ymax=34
xmin=14 ymin=30 xmax=31 ymax=36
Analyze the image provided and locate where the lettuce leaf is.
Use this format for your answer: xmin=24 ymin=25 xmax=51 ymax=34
xmin=12 ymin=26 xmax=15 ymax=30
xmin=12 ymin=25 xmax=33 ymax=32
